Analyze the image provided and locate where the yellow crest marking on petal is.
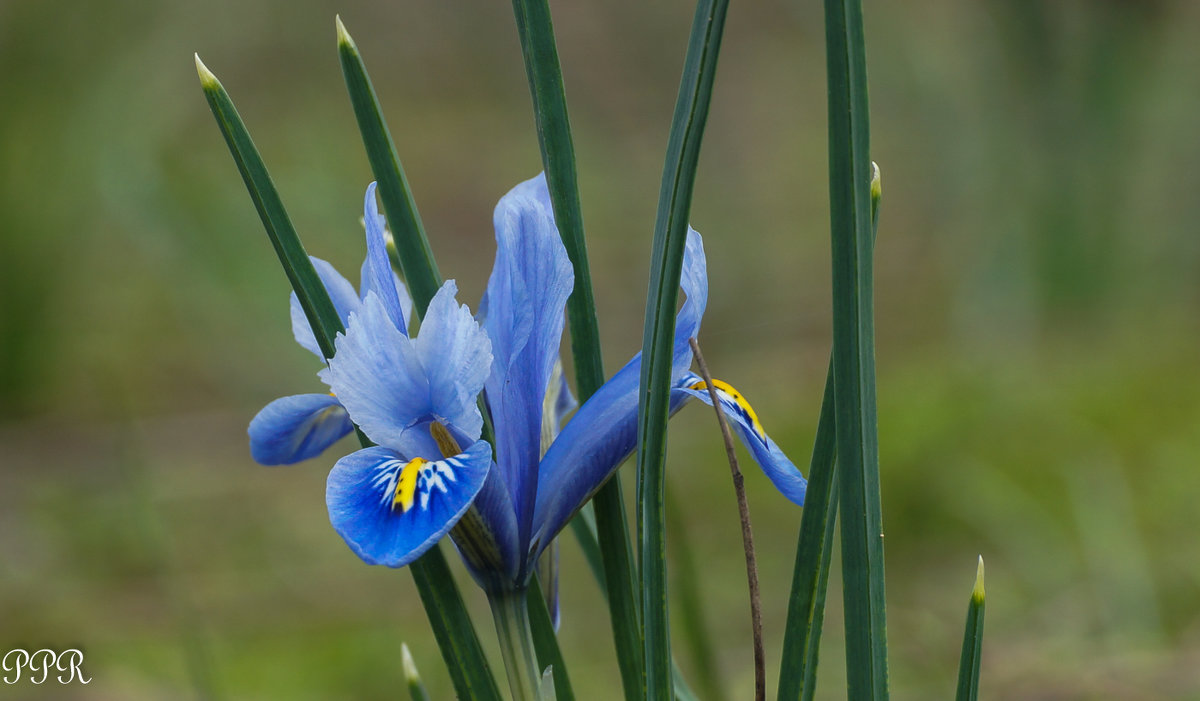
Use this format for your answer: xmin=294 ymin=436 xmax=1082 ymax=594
xmin=688 ymin=378 xmax=766 ymax=439
xmin=430 ymin=422 xmax=462 ymax=459
xmin=393 ymin=457 xmax=427 ymax=512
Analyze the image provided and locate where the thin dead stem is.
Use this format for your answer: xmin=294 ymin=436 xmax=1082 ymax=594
xmin=689 ymin=336 xmax=765 ymax=701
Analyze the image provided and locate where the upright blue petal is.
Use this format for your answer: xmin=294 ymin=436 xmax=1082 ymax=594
xmin=327 ymin=441 xmax=492 ymax=567
xmin=483 ymin=175 xmax=574 ymax=574
xmin=417 ymin=281 xmax=493 ymax=442
xmin=248 ymin=393 xmax=354 ymax=465
xmin=362 ymin=183 xmax=409 ymax=335
xmin=675 ymin=373 xmax=807 ymax=506
xmin=672 ymin=227 xmax=708 ymax=375
xmin=358 ymin=256 xmax=413 ymax=330
xmin=326 ymin=285 xmax=491 ymax=456
xmin=324 ymin=293 xmax=436 ymax=453
xmin=504 ymin=171 xmax=553 ymax=214
xmin=290 ymin=257 xmax=362 ymax=359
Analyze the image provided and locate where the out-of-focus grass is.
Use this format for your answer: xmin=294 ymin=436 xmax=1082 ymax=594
xmin=3 ymin=0 xmax=1200 ymax=698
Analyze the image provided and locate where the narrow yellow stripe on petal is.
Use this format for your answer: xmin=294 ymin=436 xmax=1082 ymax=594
xmin=688 ymin=378 xmax=767 ymax=439
xmin=393 ymin=457 xmax=427 ymax=512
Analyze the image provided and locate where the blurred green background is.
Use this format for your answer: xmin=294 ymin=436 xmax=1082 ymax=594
xmin=3 ymin=0 xmax=1199 ymax=698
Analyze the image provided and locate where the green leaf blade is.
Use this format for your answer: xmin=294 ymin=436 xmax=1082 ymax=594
xmin=776 ymin=363 xmax=839 ymax=701
xmin=822 ymin=0 xmax=888 ymax=698
xmin=955 ymin=558 xmax=986 ymax=701
xmin=636 ymin=0 xmax=731 ymax=697
xmin=509 ymin=0 xmax=603 ymax=399
xmin=196 ymin=55 xmax=343 ymax=359
xmin=336 ymin=18 xmax=442 ymax=315
xmin=778 ymin=163 xmax=880 ymax=701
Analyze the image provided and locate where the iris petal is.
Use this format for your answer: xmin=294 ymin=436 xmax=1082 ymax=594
xmin=503 ymin=171 xmax=554 ymax=214
xmin=484 ymin=174 xmax=574 ymax=572
xmin=674 ymin=228 xmax=708 ymax=359
xmin=531 ymin=353 xmax=694 ymax=554
xmin=248 ymin=393 xmax=354 ymax=465
xmin=675 ymin=373 xmax=807 ymax=506
xmin=327 ymin=441 xmax=492 ymax=567
xmin=357 ymin=256 xmax=413 ymax=332
xmin=290 ymin=257 xmax=362 ymax=358
xmin=325 ymin=293 xmax=431 ymax=450
xmin=361 ymin=183 xmax=410 ymax=335
xmin=531 ymin=230 xmax=710 ymax=555
xmin=416 ymin=281 xmax=493 ymax=442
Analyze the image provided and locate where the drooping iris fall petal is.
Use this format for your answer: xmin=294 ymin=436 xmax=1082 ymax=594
xmin=249 ymin=393 xmax=354 ymax=465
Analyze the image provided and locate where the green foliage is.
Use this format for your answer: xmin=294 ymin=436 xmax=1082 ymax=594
xmin=336 ymin=19 xmax=442 ymax=315
xmin=198 ymin=58 xmax=502 ymax=701
xmin=779 ymin=164 xmax=881 ymax=701
xmin=636 ymin=0 xmax=731 ymax=696
xmin=822 ymin=0 xmax=889 ymax=698
xmin=954 ymin=558 xmax=986 ymax=701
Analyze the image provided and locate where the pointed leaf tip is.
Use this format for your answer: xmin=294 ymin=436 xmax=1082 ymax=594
xmin=539 ymin=665 xmax=557 ymax=701
xmin=335 ymin=15 xmax=355 ymax=50
xmin=870 ymin=161 xmax=882 ymax=200
xmin=194 ymin=53 xmax=219 ymax=88
xmin=401 ymin=642 xmax=420 ymax=683
xmin=972 ymin=556 xmax=985 ymax=604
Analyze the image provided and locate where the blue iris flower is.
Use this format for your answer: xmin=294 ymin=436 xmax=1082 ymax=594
xmin=246 ymin=206 xmax=415 ymax=466
xmin=286 ymin=174 xmax=805 ymax=592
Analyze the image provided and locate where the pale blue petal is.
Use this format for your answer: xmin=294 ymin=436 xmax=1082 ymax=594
xmin=248 ymin=393 xmax=353 ymax=465
xmin=504 ymin=172 xmax=553 ymax=215
xmin=361 ymin=183 xmax=409 ymax=335
xmin=484 ymin=181 xmax=574 ymax=570
xmin=325 ymin=293 xmax=430 ymax=450
xmin=416 ymin=281 xmax=492 ymax=442
xmin=326 ymin=440 xmax=492 ymax=567
xmin=675 ymin=372 xmax=806 ymax=506
xmin=290 ymin=257 xmax=362 ymax=358
xmin=358 ymin=257 xmax=413 ymax=332
xmin=672 ymin=227 xmax=708 ymax=374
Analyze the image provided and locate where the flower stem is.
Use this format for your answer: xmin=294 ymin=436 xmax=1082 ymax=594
xmin=489 ymin=588 xmax=542 ymax=701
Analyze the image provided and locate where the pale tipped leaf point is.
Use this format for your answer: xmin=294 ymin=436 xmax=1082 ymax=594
xmin=401 ymin=643 xmax=420 ymax=683
xmin=870 ymin=161 xmax=882 ymax=201
xmin=973 ymin=555 xmax=985 ymax=604
xmin=539 ymin=666 xmax=557 ymax=701
xmin=335 ymin=15 xmax=356 ymax=50
xmin=194 ymin=53 xmax=219 ymax=89
xmin=401 ymin=642 xmax=432 ymax=701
